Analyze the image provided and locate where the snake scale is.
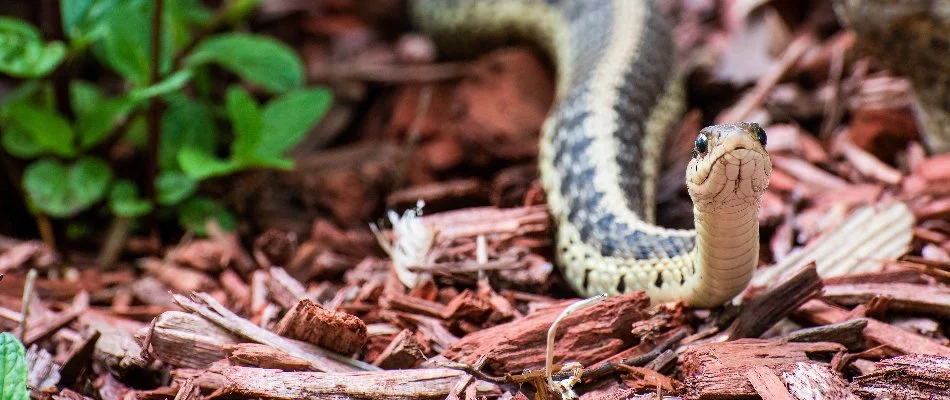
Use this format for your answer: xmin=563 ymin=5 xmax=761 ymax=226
xmin=410 ymin=0 xmax=772 ymax=307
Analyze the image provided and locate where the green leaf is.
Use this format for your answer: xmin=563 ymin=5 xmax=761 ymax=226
xmin=71 ymin=81 xmax=140 ymax=148
xmin=1 ymin=126 xmax=44 ymax=158
xmin=221 ymin=0 xmax=263 ymax=24
xmin=69 ymin=80 xmax=105 ymax=118
xmin=255 ymin=88 xmax=332 ymax=157
xmin=156 ymin=171 xmax=197 ymax=206
xmin=122 ymin=115 xmax=148 ymax=148
xmin=5 ymin=102 xmax=76 ymax=157
xmin=178 ymin=196 xmax=235 ymax=235
xmin=0 ymin=17 xmax=66 ymax=78
xmin=164 ymin=0 xmax=213 ymax=48
xmin=185 ymin=33 xmax=304 ymax=93
xmin=225 ymin=86 xmax=262 ymax=159
xmin=0 ymin=332 xmax=29 ymax=400
xmin=0 ymin=81 xmax=41 ymax=112
xmin=23 ymin=157 xmax=113 ymax=218
xmin=77 ymin=96 xmax=139 ymax=149
xmin=129 ymin=69 xmax=193 ymax=101
xmin=178 ymin=147 xmax=240 ymax=180
xmin=235 ymin=156 xmax=294 ymax=170
xmin=108 ymin=180 xmax=152 ymax=217
xmin=95 ymin=0 xmax=172 ymax=86
xmin=61 ymin=0 xmax=123 ymax=46
xmin=160 ymin=95 xmax=217 ymax=170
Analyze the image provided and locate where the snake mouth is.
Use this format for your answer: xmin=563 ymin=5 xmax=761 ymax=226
xmin=690 ymin=146 xmax=766 ymax=185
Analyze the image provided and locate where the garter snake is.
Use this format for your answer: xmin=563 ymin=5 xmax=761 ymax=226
xmin=410 ymin=0 xmax=772 ymax=307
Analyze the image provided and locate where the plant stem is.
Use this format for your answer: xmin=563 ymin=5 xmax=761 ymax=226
xmin=147 ymin=0 xmax=165 ymax=204
xmin=36 ymin=214 xmax=57 ymax=253
xmin=97 ymin=216 xmax=131 ymax=268
xmin=40 ymin=0 xmax=73 ymax=119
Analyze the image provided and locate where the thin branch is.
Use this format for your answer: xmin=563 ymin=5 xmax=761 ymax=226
xmin=18 ymin=269 xmax=38 ymax=341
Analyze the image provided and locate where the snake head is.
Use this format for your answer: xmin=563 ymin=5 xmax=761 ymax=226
xmin=685 ymin=122 xmax=772 ymax=213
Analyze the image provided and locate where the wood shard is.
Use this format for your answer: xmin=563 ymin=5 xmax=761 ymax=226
xmin=783 ymin=362 xmax=856 ymax=400
xmin=822 ymin=282 xmax=950 ymax=318
xmin=728 ymin=263 xmax=822 ymax=340
xmin=850 ymin=355 xmax=950 ymax=399
xmin=680 ymin=339 xmax=844 ymax=399
xmin=373 ymin=329 xmax=425 ymax=369
xmin=199 ymin=364 xmax=499 ymax=399
xmin=784 ymin=319 xmax=867 ymax=351
xmin=223 ymin=343 xmax=312 ymax=371
xmin=144 ymin=311 xmax=240 ymax=369
xmin=746 ymin=366 xmax=795 ymax=400
xmin=441 ymin=292 xmax=650 ymax=374
xmin=275 ymin=298 xmax=368 ymax=355
xmin=795 ymin=299 xmax=950 ymax=357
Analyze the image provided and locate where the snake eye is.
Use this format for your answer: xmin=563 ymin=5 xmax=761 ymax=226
xmin=755 ymin=125 xmax=767 ymax=146
xmin=694 ymin=133 xmax=708 ymax=156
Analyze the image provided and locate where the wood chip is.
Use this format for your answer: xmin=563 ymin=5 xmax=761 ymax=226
xmin=143 ymin=311 xmax=239 ymax=369
xmin=681 ymin=339 xmax=844 ymax=399
xmin=223 ymin=343 xmax=312 ymax=371
xmin=372 ymin=329 xmax=425 ymax=369
xmin=747 ymin=366 xmax=795 ymax=400
xmin=440 ymin=292 xmax=651 ymax=374
xmin=275 ymin=298 xmax=368 ymax=355
xmin=823 ymin=282 xmax=950 ymax=318
xmin=795 ymin=299 xmax=950 ymax=357
xmin=850 ymin=355 xmax=950 ymax=399
xmin=196 ymin=364 xmax=500 ymax=399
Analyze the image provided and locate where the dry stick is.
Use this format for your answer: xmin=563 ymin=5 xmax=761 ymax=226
xmin=727 ymin=263 xmax=823 ymax=340
xmin=643 ymin=349 xmax=677 ymax=372
xmin=18 ymin=269 xmax=37 ymax=341
xmin=822 ymin=282 xmax=950 ymax=318
xmin=545 ymin=295 xmax=608 ymax=380
xmin=784 ymin=318 xmax=867 ymax=351
xmin=580 ymin=327 xmax=689 ymax=383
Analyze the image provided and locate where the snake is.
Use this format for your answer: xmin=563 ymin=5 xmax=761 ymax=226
xmin=410 ymin=0 xmax=772 ymax=307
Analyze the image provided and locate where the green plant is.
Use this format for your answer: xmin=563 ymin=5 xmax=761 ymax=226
xmin=0 ymin=0 xmax=332 ymax=249
xmin=0 ymin=332 xmax=29 ymax=400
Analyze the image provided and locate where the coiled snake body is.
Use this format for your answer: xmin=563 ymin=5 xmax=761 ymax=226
xmin=411 ymin=0 xmax=772 ymax=307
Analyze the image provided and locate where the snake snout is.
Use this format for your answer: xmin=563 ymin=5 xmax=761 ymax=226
xmin=686 ymin=123 xmax=772 ymax=211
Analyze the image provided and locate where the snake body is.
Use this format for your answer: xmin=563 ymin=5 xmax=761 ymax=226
xmin=411 ymin=0 xmax=772 ymax=307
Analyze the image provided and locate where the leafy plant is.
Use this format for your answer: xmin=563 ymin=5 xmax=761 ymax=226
xmin=0 ymin=0 xmax=332 ymax=250
xmin=0 ymin=332 xmax=29 ymax=400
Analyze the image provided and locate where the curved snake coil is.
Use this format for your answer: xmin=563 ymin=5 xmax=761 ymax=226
xmin=410 ymin=0 xmax=772 ymax=307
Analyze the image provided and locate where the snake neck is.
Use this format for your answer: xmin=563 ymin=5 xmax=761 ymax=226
xmin=688 ymin=203 xmax=761 ymax=307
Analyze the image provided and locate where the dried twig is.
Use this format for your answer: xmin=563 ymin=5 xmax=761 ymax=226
xmin=172 ymin=292 xmax=378 ymax=372
xmin=18 ymin=269 xmax=37 ymax=341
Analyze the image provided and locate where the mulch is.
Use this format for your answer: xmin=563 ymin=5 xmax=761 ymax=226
xmin=3 ymin=0 xmax=950 ymax=399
